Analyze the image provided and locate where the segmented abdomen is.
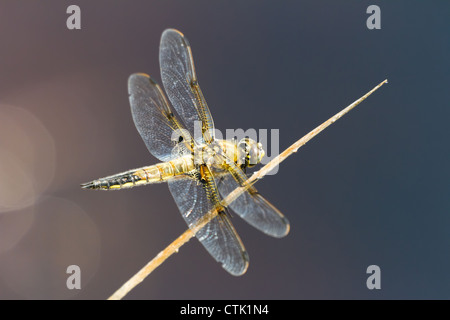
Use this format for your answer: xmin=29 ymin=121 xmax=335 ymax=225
xmin=81 ymin=156 xmax=194 ymax=190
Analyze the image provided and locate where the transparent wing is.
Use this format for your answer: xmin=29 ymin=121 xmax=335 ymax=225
xmin=128 ymin=73 xmax=192 ymax=162
xmin=168 ymin=166 xmax=249 ymax=276
xmin=215 ymin=154 xmax=290 ymax=238
xmin=160 ymin=29 xmax=215 ymax=144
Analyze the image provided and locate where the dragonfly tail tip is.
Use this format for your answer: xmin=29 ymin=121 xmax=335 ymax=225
xmin=80 ymin=182 xmax=95 ymax=189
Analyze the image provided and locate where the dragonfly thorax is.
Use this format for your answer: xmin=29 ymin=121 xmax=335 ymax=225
xmin=194 ymin=138 xmax=264 ymax=170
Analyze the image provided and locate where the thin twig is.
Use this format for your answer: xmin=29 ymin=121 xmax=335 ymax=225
xmin=108 ymin=79 xmax=388 ymax=300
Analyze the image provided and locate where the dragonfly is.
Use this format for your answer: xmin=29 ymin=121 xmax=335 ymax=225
xmin=82 ymin=29 xmax=290 ymax=276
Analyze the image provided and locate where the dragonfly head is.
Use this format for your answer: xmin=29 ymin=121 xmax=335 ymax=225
xmin=237 ymin=138 xmax=265 ymax=168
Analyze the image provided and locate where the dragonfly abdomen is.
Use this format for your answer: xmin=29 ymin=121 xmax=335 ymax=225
xmin=81 ymin=156 xmax=194 ymax=190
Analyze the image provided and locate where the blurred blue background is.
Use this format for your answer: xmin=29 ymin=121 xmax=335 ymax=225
xmin=0 ymin=1 xmax=448 ymax=299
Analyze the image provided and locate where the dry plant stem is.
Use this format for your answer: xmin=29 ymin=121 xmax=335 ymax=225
xmin=108 ymin=79 xmax=388 ymax=300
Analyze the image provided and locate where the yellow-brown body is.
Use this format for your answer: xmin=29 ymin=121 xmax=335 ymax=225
xmin=82 ymin=139 xmax=239 ymax=190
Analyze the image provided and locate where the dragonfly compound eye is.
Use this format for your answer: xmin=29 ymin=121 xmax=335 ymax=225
xmin=237 ymin=138 xmax=262 ymax=167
